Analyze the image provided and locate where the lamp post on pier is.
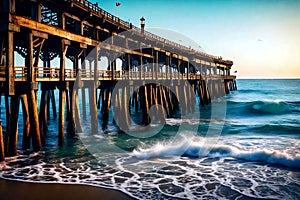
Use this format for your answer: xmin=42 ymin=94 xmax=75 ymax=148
xmin=140 ymin=17 xmax=145 ymax=34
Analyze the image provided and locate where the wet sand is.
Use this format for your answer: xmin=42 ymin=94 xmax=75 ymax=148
xmin=0 ymin=179 xmax=134 ymax=200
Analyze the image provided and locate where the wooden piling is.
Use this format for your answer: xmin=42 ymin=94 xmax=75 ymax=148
xmin=0 ymin=96 xmax=2 ymax=117
xmin=158 ymin=86 xmax=167 ymax=118
xmin=74 ymin=89 xmax=82 ymax=133
xmin=28 ymin=89 xmax=42 ymax=152
xmin=224 ymin=80 xmax=229 ymax=94
xmin=40 ymin=90 xmax=48 ymax=132
xmin=39 ymin=90 xmax=47 ymax=145
xmin=67 ymin=87 xmax=76 ymax=136
xmin=142 ymin=85 xmax=150 ymax=125
xmin=0 ymin=120 xmax=4 ymax=162
xmin=113 ymin=87 xmax=120 ymax=125
xmin=199 ymin=81 xmax=205 ymax=106
xmin=47 ymin=91 xmax=51 ymax=118
xmin=97 ymin=89 xmax=101 ymax=109
xmin=102 ymin=86 xmax=111 ymax=130
xmin=66 ymin=89 xmax=70 ymax=121
xmin=58 ymin=89 xmax=66 ymax=146
xmin=4 ymin=95 xmax=10 ymax=153
xmin=123 ymin=86 xmax=130 ymax=130
xmin=134 ymin=89 xmax=139 ymax=113
xmin=161 ymin=86 xmax=170 ymax=117
xmin=180 ymin=84 xmax=187 ymax=115
xmin=82 ymin=88 xmax=87 ymax=120
xmin=117 ymin=86 xmax=130 ymax=131
xmin=7 ymin=95 xmax=20 ymax=157
xmin=51 ymin=90 xmax=57 ymax=118
xmin=21 ymin=95 xmax=31 ymax=150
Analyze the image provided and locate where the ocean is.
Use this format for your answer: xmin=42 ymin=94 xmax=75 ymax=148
xmin=1 ymin=79 xmax=300 ymax=199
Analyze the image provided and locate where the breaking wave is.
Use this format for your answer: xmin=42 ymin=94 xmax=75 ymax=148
xmin=133 ymin=138 xmax=300 ymax=168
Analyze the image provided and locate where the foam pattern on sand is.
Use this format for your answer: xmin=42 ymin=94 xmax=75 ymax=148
xmin=1 ymin=135 xmax=300 ymax=200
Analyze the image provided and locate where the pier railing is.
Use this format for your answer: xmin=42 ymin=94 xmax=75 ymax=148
xmin=6 ymin=66 xmax=235 ymax=82
xmin=70 ymin=0 xmax=222 ymax=61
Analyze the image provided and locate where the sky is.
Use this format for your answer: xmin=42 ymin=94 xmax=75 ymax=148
xmin=90 ymin=0 xmax=300 ymax=78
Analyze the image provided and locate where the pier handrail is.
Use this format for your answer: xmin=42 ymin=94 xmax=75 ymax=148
xmin=6 ymin=66 xmax=234 ymax=82
xmin=69 ymin=0 xmax=222 ymax=61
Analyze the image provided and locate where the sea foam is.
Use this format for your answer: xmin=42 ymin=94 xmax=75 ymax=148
xmin=133 ymin=137 xmax=300 ymax=168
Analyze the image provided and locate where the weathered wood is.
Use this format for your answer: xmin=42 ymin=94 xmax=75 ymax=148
xmin=67 ymin=88 xmax=76 ymax=136
xmin=58 ymin=89 xmax=66 ymax=146
xmin=190 ymin=83 xmax=195 ymax=112
xmin=180 ymin=83 xmax=187 ymax=115
xmin=89 ymin=83 xmax=98 ymax=134
xmin=11 ymin=15 xmax=153 ymax=58
xmin=0 ymin=96 xmax=1 ymax=117
xmin=161 ymin=86 xmax=170 ymax=117
xmin=66 ymin=89 xmax=70 ymax=121
xmin=94 ymin=46 xmax=99 ymax=80
xmin=81 ymin=87 xmax=87 ymax=119
xmin=97 ymin=89 xmax=101 ymax=109
xmin=74 ymin=89 xmax=82 ymax=133
xmin=21 ymin=94 xmax=31 ymax=150
xmin=113 ymin=87 xmax=119 ymax=125
xmin=158 ymin=86 xmax=167 ymax=118
xmin=26 ymin=33 xmax=34 ymax=82
xmin=206 ymin=81 xmax=211 ymax=104
xmin=199 ymin=82 xmax=205 ymax=106
xmin=122 ymin=86 xmax=130 ymax=131
xmin=39 ymin=90 xmax=48 ymax=135
xmin=166 ymin=87 xmax=174 ymax=116
xmin=0 ymin=120 xmax=4 ymax=162
xmin=102 ymin=87 xmax=111 ymax=130
xmin=7 ymin=95 xmax=20 ymax=157
xmin=142 ymin=86 xmax=150 ymax=125
xmin=4 ymin=95 xmax=10 ymax=154
xmin=135 ymin=89 xmax=140 ymax=113
xmin=6 ymin=31 xmax=15 ymax=95
xmin=60 ymin=39 xmax=69 ymax=82
xmin=28 ymin=89 xmax=42 ymax=152
xmin=173 ymin=85 xmax=180 ymax=111
xmin=51 ymin=90 xmax=57 ymax=118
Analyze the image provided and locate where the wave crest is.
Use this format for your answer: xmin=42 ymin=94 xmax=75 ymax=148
xmin=251 ymin=100 xmax=289 ymax=114
xmin=227 ymin=100 xmax=291 ymax=114
xmin=133 ymin=139 xmax=300 ymax=168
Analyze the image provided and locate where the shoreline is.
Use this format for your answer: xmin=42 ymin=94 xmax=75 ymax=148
xmin=0 ymin=178 xmax=135 ymax=200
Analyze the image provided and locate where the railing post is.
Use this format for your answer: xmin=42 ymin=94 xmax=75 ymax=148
xmin=155 ymin=51 xmax=159 ymax=80
xmin=187 ymin=61 xmax=190 ymax=80
xmin=94 ymin=46 xmax=99 ymax=81
xmin=140 ymin=55 xmax=143 ymax=80
xmin=127 ymin=54 xmax=131 ymax=80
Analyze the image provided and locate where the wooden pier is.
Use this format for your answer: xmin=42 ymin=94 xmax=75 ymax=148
xmin=0 ymin=0 xmax=237 ymax=157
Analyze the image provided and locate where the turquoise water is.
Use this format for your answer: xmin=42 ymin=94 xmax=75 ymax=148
xmin=1 ymin=79 xmax=300 ymax=199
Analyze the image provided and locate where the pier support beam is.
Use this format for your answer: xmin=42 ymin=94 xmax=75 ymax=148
xmin=7 ymin=95 xmax=20 ymax=156
xmin=28 ymin=89 xmax=42 ymax=152
xmin=58 ymin=88 xmax=66 ymax=146
xmin=89 ymin=82 xmax=98 ymax=134
xmin=21 ymin=94 xmax=31 ymax=150
xmin=0 ymin=120 xmax=4 ymax=162
xmin=6 ymin=31 xmax=15 ymax=95
xmin=67 ymin=85 xmax=76 ymax=136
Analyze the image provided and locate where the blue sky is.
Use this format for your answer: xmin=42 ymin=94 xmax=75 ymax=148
xmin=91 ymin=0 xmax=300 ymax=78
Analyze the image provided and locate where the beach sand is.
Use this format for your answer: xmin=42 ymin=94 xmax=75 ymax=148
xmin=0 ymin=179 xmax=134 ymax=200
